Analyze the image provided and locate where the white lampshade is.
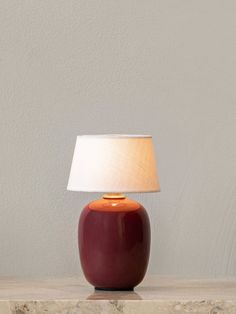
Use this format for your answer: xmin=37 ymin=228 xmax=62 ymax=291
xmin=67 ymin=135 xmax=160 ymax=193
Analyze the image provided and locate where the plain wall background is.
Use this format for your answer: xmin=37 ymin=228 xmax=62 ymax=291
xmin=0 ymin=0 xmax=235 ymax=277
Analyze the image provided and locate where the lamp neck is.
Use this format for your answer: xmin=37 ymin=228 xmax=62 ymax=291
xmin=103 ymin=193 xmax=126 ymax=200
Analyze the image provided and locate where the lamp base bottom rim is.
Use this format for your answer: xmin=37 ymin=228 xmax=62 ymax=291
xmin=95 ymin=287 xmax=134 ymax=291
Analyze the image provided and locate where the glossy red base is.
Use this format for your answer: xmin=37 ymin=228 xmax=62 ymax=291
xmin=78 ymin=196 xmax=150 ymax=290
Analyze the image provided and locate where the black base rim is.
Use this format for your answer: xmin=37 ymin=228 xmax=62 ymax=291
xmin=95 ymin=287 xmax=134 ymax=291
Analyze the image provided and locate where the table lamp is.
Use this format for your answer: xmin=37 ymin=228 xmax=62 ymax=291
xmin=67 ymin=134 xmax=160 ymax=291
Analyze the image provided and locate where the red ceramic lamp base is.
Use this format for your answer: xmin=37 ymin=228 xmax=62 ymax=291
xmin=78 ymin=194 xmax=151 ymax=291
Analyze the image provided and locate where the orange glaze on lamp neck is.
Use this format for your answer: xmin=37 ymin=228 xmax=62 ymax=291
xmin=87 ymin=194 xmax=141 ymax=212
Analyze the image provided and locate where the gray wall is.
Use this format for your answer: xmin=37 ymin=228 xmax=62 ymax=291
xmin=0 ymin=0 xmax=235 ymax=277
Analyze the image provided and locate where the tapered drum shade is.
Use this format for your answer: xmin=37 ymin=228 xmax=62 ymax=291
xmin=67 ymin=135 xmax=160 ymax=193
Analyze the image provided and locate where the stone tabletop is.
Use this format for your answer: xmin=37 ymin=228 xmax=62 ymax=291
xmin=0 ymin=276 xmax=236 ymax=313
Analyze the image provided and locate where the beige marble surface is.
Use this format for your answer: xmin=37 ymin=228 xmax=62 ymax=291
xmin=0 ymin=276 xmax=235 ymax=313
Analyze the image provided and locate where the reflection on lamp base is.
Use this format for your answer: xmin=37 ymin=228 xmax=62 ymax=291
xmin=78 ymin=194 xmax=151 ymax=291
